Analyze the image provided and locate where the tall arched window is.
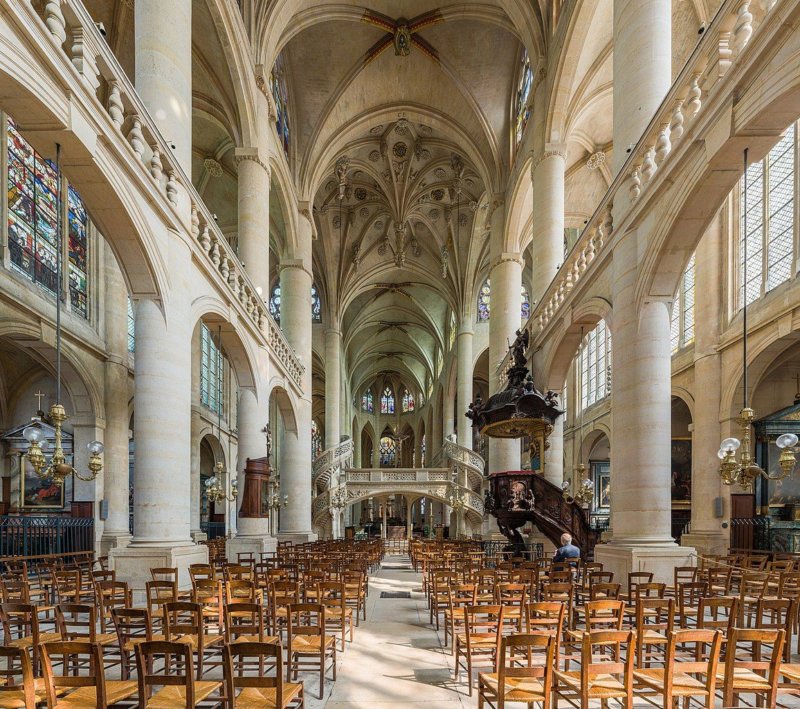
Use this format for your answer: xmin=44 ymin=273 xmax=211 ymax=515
xmin=200 ymin=324 xmax=225 ymax=415
xmin=477 ymin=278 xmax=491 ymax=321
xmin=514 ymin=49 xmax=532 ymax=148
xmin=521 ymin=284 xmax=531 ymax=320
xmin=127 ymin=298 xmax=135 ymax=353
xmin=311 ymin=284 xmax=322 ymax=322
xmin=7 ymin=118 xmax=90 ymax=318
xmin=361 ymin=390 xmax=374 ymax=413
xmin=270 ymin=56 xmax=290 ymax=159
xmin=268 ymin=283 xmax=322 ymax=324
xmin=381 ymin=386 xmax=395 ymax=415
xmin=579 ymin=319 xmax=611 ymax=409
xmin=420 ymin=434 xmax=426 ymax=466
xmin=739 ymin=124 xmax=797 ymax=307
xmin=448 ymin=311 xmax=457 ymax=351
xmin=311 ymin=419 xmax=322 ymax=459
xmin=402 ymin=389 xmax=415 ymax=413
xmin=379 ymin=436 xmax=396 ymax=466
xmin=670 ymin=253 xmax=696 ymax=353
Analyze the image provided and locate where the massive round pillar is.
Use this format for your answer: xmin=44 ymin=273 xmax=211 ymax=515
xmin=456 ymin=325 xmax=474 ymax=449
xmin=324 ymin=327 xmax=342 ymax=451
xmin=235 ymin=151 xmax=270 ymax=295
xmin=531 ymin=147 xmax=566 ymax=302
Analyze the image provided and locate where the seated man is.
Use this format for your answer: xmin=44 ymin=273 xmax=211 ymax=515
xmin=553 ymin=532 xmax=580 ymax=564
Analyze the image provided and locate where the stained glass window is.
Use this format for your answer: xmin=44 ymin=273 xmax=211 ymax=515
xmin=514 ymin=49 xmax=532 ymax=148
xmin=311 ymin=419 xmax=322 ymax=459
xmin=448 ymin=311 xmax=456 ymax=351
xmin=477 ymin=278 xmax=490 ymax=322
xmin=739 ymin=125 xmax=797 ymax=307
xmin=402 ymin=389 xmax=415 ymax=413
xmin=670 ymin=253 xmax=696 ymax=354
xmin=381 ymin=386 xmax=395 ymax=415
xmin=7 ymin=118 xmax=89 ymax=317
xmin=311 ymin=283 xmax=321 ymax=322
xmin=579 ymin=319 xmax=611 ymax=409
xmin=521 ymin=284 xmax=531 ymax=321
xmin=200 ymin=324 xmax=225 ymax=415
xmin=270 ymin=56 xmax=290 ymax=159
xmin=268 ymin=282 xmax=321 ymax=323
xmin=127 ymin=298 xmax=135 ymax=353
xmin=361 ymin=390 xmax=373 ymax=413
xmin=420 ymin=434 xmax=426 ymax=466
xmin=379 ymin=436 xmax=396 ymax=466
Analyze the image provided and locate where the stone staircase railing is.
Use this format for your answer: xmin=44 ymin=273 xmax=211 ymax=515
xmin=498 ymin=0 xmax=782 ymax=374
xmin=17 ymin=0 xmax=304 ymax=388
xmin=312 ymin=438 xmax=354 ymax=492
xmin=442 ymin=439 xmax=485 ymax=492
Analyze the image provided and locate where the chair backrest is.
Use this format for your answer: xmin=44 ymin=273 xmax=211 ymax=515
xmin=53 ymin=569 xmax=81 ymax=603
xmin=585 ymin=600 xmax=625 ymax=631
xmin=163 ymin=601 xmax=203 ymax=639
xmin=723 ymin=627 xmax=784 ymax=702
xmin=590 ymin=570 xmax=614 ymax=586
xmin=739 ymin=572 xmax=769 ymax=600
xmin=497 ymin=633 xmax=554 ymax=704
xmin=0 ymin=645 xmax=36 ymax=709
xmin=287 ymin=603 xmax=326 ymax=640
xmin=632 ymin=582 xmax=666 ymax=600
xmin=112 ymin=606 xmax=154 ymax=646
xmin=55 ymin=603 xmax=97 ymax=641
xmin=698 ymin=596 xmax=738 ymax=637
xmin=495 ymin=582 xmax=527 ymax=606
xmin=146 ymin=579 xmax=178 ymax=617
xmin=627 ymin=571 xmax=653 ymax=594
xmin=636 ymin=598 xmax=674 ymax=633
xmin=0 ymin=602 xmax=39 ymax=643
xmin=150 ymin=567 xmax=178 ymax=584
xmin=135 ymin=640 xmax=197 ymax=705
xmin=224 ymin=564 xmax=253 ymax=582
xmin=189 ymin=564 xmax=215 ymax=585
xmin=705 ymin=566 xmax=732 ymax=594
xmin=463 ymin=604 xmax=504 ymax=653
xmin=674 ymin=566 xmax=697 ymax=587
xmin=224 ymin=601 xmax=266 ymax=643
xmin=0 ymin=578 xmax=30 ymax=604
xmin=41 ymin=641 xmax=107 ymax=707
xmin=223 ymin=642 xmax=287 ymax=705
xmin=590 ymin=583 xmax=621 ymax=600
xmin=580 ymin=631 xmax=635 ymax=697
xmin=663 ymin=629 xmax=722 ymax=699
xmin=755 ymin=597 xmax=795 ymax=660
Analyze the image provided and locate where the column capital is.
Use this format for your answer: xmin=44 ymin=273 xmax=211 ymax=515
xmin=278 ymin=259 xmax=313 ymax=279
xmin=234 ymin=147 xmax=270 ymax=175
xmin=457 ymin=324 xmax=474 ymax=338
xmin=533 ymin=143 xmax=567 ymax=170
xmin=325 ymin=327 xmax=342 ymax=337
xmin=490 ymin=252 xmax=524 ymax=271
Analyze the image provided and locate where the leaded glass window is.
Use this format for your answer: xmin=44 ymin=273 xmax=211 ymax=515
xmin=579 ymin=319 xmax=611 ymax=409
xmin=402 ymin=389 xmax=415 ymax=413
xmin=271 ymin=57 xmax=290 ymax=159
xmin=361 ymin=390 xmax=374 ymax=413
xmin=420 ymin=434 xmax=426 ymax=466
xmin=7 ymin=118 xmax=89 ymax=317
xmin=127 ymin=298 xmax=135 ymax=353
xmin=448 ymin=311 xmax=456 ymax=351
xmin=311 ymin=419 xmax=322 ymax=459
xmin=381 ymin=386 xmax=395 ymax=415
xmin=739 ymin=125 xmax=797 ymax=307
xmin=477 ymin=278 xmax=490 ymax=321
xmin=514 ymin=49 xmax=532 ymax=148
xmin=268 ymin=282 xmax=321 ymax=323
xmin=670 ymin=253 xmax=696 ymax=354
xmin=311 ymin=283 xmax=321 ymax=322
xmin=379 ymin=436 xmax=396 ymax=466
xmin=200 ymin=324 xmax=225 ymax=415
xmin=521 ymin=284 xmax=531 ymax=320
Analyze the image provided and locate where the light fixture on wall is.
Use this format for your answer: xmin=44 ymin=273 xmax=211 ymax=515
xmin=562 ymin=477 xmax=594 ymax=505
xmin=447 ymin=485 xmax=464 ymax=511
xmin=718 ymin=148 xmax=798 ymax=490
xmin=23 ymin=144 xmax=103 ymax=484
xmin=330 ymin=486 xmax=348 ymax=511
xmin=205 ymin=461 xmax=238 ymax=503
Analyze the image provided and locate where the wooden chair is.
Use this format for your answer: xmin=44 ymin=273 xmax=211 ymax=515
xmin=269 ymin=581 xmax=300 ymax=639
xmin=541 ymin=583 xmax=573 ymax=629
xmin=495 ymin=582 xmax=526 ymax=633
xmin=342 ymin=571 xmax=366 ymax=624
xmin=477 ymin=633 xmax=555 ymax=709
xmin=145 ymin=580 xmax=177 ymax=631
xmin=111 ymin=607 xmax=163 ymax=681
xmin=634 ymin=629 xmax=722 ymax=707
xmin=223 ymin=601 xmax=279 ymax=645
xmin=318 ymin=581 xmax=353 ymax=652
xmin=40 ymin=640 xmax=138 ymax=708
xmin=445 ymin=584 xmax=477 ymax=651
xmin=286 ymin=603 xmax=336 ymax=699
xmin=134 ymin=639 xmax=222 ymax=708
xmin=0 ymin=645 xmax=38 ymax=709
xmin=634 ymin=598 xmax=674 ymax=668
xmin=697 ymin=596 xmax=738 ymax=640
xmin=192 ymin=579 xmax=224 ymax=634
xmin=719 ymin=627 xmax=784 ymax=708
xmin=755 ymin=597 xmax=795 ymax=662
xmin=223 ymin=641 xmax=304 ymax=708
xmin=676 ymin=581 xmax=707 ymax=628
xmin=553 ymin=630 xmax=635 ymax=708
xmin=454 ymin=604 xmax=504 ymax=695
xmin=0 ymin=602 xmax=59 ymax=674
xmin=95 ymin=581 xmax=131 ymax=633
xmin=162 ymin=600 xmax=224 ymax=679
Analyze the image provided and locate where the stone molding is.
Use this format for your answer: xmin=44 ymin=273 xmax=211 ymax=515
xmin=490 ymin=252 xmax=524 ymax=271
xmin=234 ymin=148 xmax=270 ymax=175
xmin=278 ymin=259 xmax=313 ymax=279
xmin=533 ymin=144 xmax=567 ymax=170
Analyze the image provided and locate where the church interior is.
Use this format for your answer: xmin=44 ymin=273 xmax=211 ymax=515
xmin=2 ymin=0 xmax=800 ymax=705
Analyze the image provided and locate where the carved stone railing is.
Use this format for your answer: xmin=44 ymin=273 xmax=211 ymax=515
xmin=344 ymin=468 xmax=452 ymax=483
xmin=312 ymin=438 xmax=354 ymax=491
xmin=17 ymin=0 xmax=304 ymax=388
xmin=443 ymin=439 xmax=485 ymax=492
xmin=498 ymin=0 xmax=783 ymax=374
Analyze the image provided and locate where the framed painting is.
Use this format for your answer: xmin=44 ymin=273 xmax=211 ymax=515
xmin=20 ymin=454 xmax=65 ymax=509
xmin=670 ymin=438 xmax=692 ymax=502
xmin=592 ymin=460 xmax=611 ymax=513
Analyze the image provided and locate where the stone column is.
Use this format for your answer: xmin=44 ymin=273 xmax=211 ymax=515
xmin=443 ymin=386 xmax=455 ymax=442
xmin=235 ymin=151 xmax=270 ymax=295
xmin=232 ymin=389 xmax=270 ymax=535
xmin=544 ymin=414 xmax=564 ymax=486
xmin=134 ymin=0 xmax=192 ymax=172
xmin=531 ymin=146 xmax=566 ymax=302
xmin=353 ymin=432 xmax=361 ymax=468
xmin=681 ymin=213 xmax=728 ymax=556
xmin=324 ymin=326 xmax=341 ymax=451
xmin=278 ymin=209 xmax=314 ymax=541
xmin=488 ymin=249 xmax=523 ymax=473
xmin=612 ymin=0 xmax=671 ymax=174
xmin=100 ymin=248 xmax=132 ymax=553
xmin=456 ymin=325 xmax=473 ymax=449
xmin=189 ymin=411 xmax=204 ymax=542
xmin=595 ymin=231 xmax=693 ymax=585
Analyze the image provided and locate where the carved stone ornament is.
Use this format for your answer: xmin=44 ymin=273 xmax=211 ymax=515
xmin=394 ymin=24 xmax=412 ymax=56
xmin=203 ymin=157 xmax=223 ymax=177
xmin=586 ymin=151 xmax=606 ymax=170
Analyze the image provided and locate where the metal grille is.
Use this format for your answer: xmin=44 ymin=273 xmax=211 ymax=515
xmin=0 ymin=516 xmax=93 ymax=557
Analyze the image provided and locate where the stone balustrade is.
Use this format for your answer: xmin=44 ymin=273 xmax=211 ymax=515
xmin=22 ymin=0 xmax=304 ymax=388
xmin=498 ymin=0 xmax=779 ymax=374
xmin=312 ymin=438 xmax=354 ymax=490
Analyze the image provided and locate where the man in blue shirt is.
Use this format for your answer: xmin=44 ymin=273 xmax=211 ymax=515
xmin=553 ymin=533 xmax=580 ymax=563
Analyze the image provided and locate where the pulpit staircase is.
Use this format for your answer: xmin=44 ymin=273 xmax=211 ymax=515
xmin=312 ymin=438 xmax=354 ymax=494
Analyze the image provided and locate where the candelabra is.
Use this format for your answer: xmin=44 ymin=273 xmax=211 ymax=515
xmin=204 ymin=461 xmax=238 ymax=503
xmin=447 ymin=486 xmax=465 ymax=511
xmin=330 ymin=486 xmax=348 ymax=511
xmin=268 ymin=488 xmax=288 ymax=511
xmin=561 ymin=476 xmax=595 ymax=506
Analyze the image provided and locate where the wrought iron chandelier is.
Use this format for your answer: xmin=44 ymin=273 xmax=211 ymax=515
xmin=718 ymin=148 xmax=798 ymax=490
xmin=330 ymin=486 xmax=348 ymax=511
xmin=23 ymin=145 xmax=103 ymax=484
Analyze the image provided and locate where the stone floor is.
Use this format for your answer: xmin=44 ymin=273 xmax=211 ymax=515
xmin=296 ymin=553 xmax=800 ymax=708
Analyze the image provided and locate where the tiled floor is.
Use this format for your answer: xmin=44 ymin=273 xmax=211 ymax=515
xmin=300 ymin=554 xmax=800 ymax=708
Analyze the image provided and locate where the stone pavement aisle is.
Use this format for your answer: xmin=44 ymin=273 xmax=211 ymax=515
xmin=307 ymin=554 xmax=469 ymax=708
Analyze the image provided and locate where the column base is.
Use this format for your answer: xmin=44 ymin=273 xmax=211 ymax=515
xmin=277 ymin=532 xmax=318 ymax=545
xmin=594 ymin=542 xmax=696 ymax=588
xmin=681 ymin=530 xmax=728 ymax=558
xmin=227 ymin=534 xmax=277 ymax=561
xmin=99 ymin=532 xmax=132 ymax=557
xmin=190 ymin=530 xmax=208 ymax=543
xmin=109 ymin=543 xmax=208 ymax=595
